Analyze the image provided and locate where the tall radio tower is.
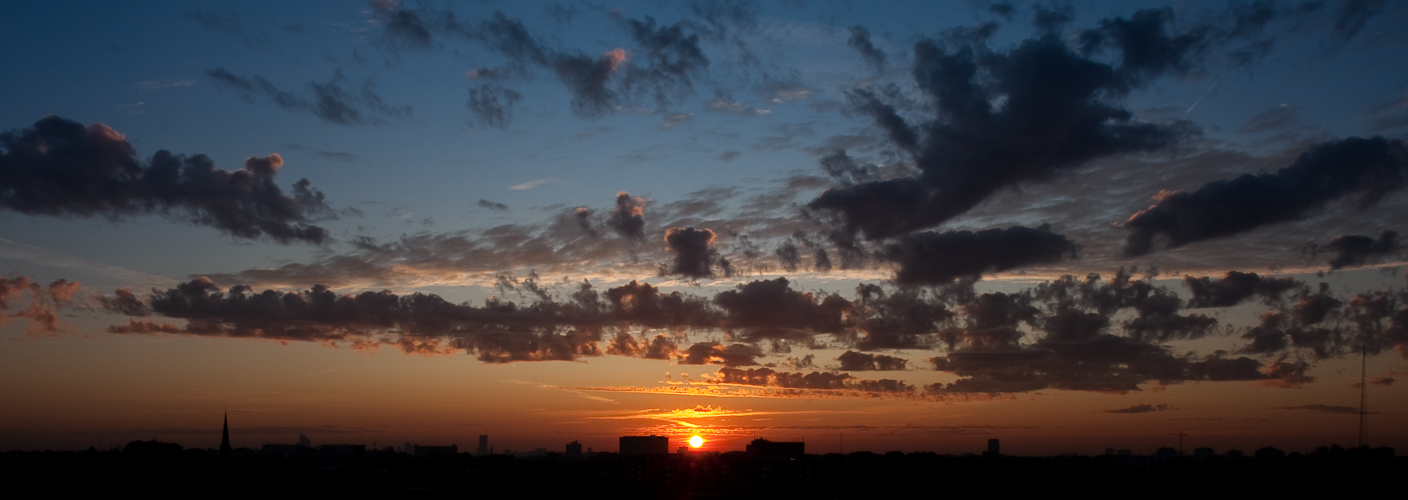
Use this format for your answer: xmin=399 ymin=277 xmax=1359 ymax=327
xmin=1358 ymin=342 xmax=1368 ymax=448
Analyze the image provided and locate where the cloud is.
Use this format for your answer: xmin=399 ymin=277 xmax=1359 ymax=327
xmin=314 ymin=151 xmax=357 ymax=162
xmin=1325 ymin=231 xmax=1398 ymax=270
xmin=456 ymin=12 xmax=708 ymax=120
xmin=1123 ymin=137 xmax=1407 ymax=256
xmin=884 ymin=226 xmax=1077 ymax=285
xmin=706 ymin=99 xmax=770 ymax=116
xmin=1077 ymin=7 xmax=1209 ymax=83
xmin=189 ymin=10 xmax=270 ymax=47
xmin=207 ymin=68 xmax=412 ymax=126
xmin=606 ymin=332 xmax=677 ymax=360
xmin=0 ymin=116 xmax=333 ymax=244
xmin=714 ymin=277 xmax=850 ymax=340
xmin=606 ymin=191 xmax=647 ymax=241
xmin=1329 ymin=0 xmax=1387 ymax=44
xmin=711 ymin=367 xmax=914 ymax=395
xmin=135 ymin=79 xmax=196 ymax=91
xmin=846 ymin=25 xmax=887 ymax=71
xmin=1183 ymin=271 xmax=1301 ymax=308
xmin=509 ymin=178 xmax=551 ymax=190
xmin=467 ymin=83 xmax=523 ymax=128
xmin=837 ymin=350 xmax=908 ymax=371
xmin=811 ymin=11 xmax=1200 ymax=241
xmin=659 ymin=113 xmax=693 ymax=129
xmin=774 ymin=241 xmax=800 ymax=272
xmin=662 ymin=227 xmax=720 ymax=279
xmin=477 ymin=199 xmax=509 ymax=211
xmin=619 ymin=17 xmax=710 ymax=110
xmin=0 ymin=276 xmax=81 ymax=335
xmin=1278 ymin=404 xmax=1360 ymax=414
xmin=1104 ymin=403 xmax=1173 ymax=414
xmin=1239 ymin=104 xmax=1299 ymax=133
xmin=679 ymin=341 xmax=763 ymax=367
xmin=369 ymin=0 xmax=434 ymax=49
xmin=99 ymin=265 xmax=1374 ymax=394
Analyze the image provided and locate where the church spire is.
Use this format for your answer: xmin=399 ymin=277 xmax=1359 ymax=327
xmin=220 ymin=411 xmax=232 ymax=457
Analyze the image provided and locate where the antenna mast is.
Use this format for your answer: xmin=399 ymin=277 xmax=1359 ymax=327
xmin=1359 ymin=342 xmax=1368 ymax=448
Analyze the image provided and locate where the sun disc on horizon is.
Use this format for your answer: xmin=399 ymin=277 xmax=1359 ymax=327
xmin=689 ymin=435 xmax=703 ymax=448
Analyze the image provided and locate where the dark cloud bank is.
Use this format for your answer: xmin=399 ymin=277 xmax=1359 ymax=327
xmin=811 ymin=7 xmax=1213 ymax=242
xmin=88 ymin=267 xmax=1408 ymax=398
xmin=0 ymin=116 xmax=333 ymax=244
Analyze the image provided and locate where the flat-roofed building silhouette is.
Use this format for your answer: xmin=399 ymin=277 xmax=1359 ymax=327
xmin=477 ymin=435 xmax=489 ymax=455
xmin=566 ymin=440 xmax=582 ymax=456
xmin=745 ymin=438 xmax=804 ymax=458
xmin=619 ymin=435 xmax=669 ymax=455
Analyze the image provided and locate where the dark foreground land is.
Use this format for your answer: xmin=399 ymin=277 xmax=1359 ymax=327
xmin=4 ymin=443 xmax=1401 ymax=497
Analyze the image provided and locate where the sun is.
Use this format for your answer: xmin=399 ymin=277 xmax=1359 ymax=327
xmin=688 ymin=435 xmax=704 ymax=448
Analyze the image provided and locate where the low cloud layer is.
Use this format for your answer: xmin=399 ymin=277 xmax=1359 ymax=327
xmin=93 ymin=265 xmax=1408 ymax=395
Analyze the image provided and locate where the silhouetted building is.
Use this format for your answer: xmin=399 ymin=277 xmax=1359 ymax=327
xmin=319 ymin=444 xmax=366 ymax=459
xmin=298 ymin=434 xmax=311 ymax=447
xmin=415 ymin=444 xmax=458 ymax=457
xmin=220 ymin=412 xmax=232 ymax=458
xmin=1154 ymin=447 xmax=1177 ymax=463
xmin=746 ymin=439 xmax=804 ymax=458
xmin=478 ymin=435 xmax=489 ymax=455
xmin=620 ymin=435 xmax=669 ymax=455
xmin=984 ymin=438 xmax=1000 ymax=457
xmin=566 ymin=441 xmax=582 ymax=457
xmin=1193 ymin=447 xmax=1215 ymax=461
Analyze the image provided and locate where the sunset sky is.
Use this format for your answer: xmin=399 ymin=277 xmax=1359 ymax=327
xmin=3 ymin=0 xmax=1408 ymax=456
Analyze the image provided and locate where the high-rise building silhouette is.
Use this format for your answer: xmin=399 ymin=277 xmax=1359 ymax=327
xmin=220 ymin=412 xmax=232 ymax=458
xmin=566 ymin=440 xmax=582 ymax=457
xmin=478 ymin=435 xmax=489 ymax=455
xmin=985 ymin=438 xmax=1000 ymax=457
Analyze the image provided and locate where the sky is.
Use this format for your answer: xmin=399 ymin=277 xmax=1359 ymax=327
xmin=2 ymin=0 xmax=1408 ymax=456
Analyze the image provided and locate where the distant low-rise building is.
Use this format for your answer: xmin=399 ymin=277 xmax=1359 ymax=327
xmin=566 ymin=441 xmax=582 ymax=456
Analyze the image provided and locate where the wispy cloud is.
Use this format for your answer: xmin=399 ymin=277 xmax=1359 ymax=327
xmin=509 ymin=178 xmax=553 ymax=190
xmin=135 ymin=79 xmax=195 ymax=91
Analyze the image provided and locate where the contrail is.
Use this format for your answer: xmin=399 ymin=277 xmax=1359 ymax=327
xmin=1182 ymin=79 xmax=1220 ymax=118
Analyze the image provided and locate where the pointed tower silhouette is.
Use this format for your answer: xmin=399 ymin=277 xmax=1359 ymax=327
xmin=220 ymin=411 xmax=232 ymax=457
